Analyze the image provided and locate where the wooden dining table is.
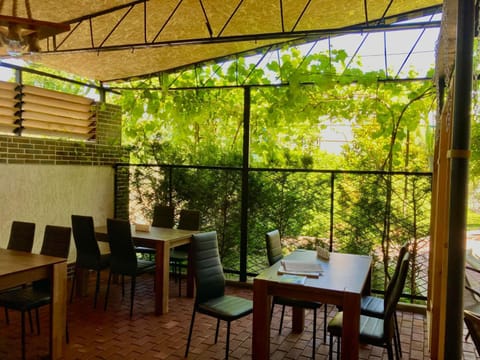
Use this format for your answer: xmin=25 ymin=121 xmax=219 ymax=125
xmin=252 ymin=250 xmax=372 ymax=360
xmin=95 ymin=225 xmax=198 ymax=315
xmin=0 ymin=248 xmax=67 ymax=359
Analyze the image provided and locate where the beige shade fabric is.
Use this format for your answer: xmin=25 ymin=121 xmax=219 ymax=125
xmin=0 ymin=0 xmax=443 ymax=83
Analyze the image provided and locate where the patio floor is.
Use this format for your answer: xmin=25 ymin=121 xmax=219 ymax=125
xmin=0 ymin=272 xmax=478 ymax=360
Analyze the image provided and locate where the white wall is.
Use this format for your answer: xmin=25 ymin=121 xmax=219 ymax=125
xmin=0 ymin=164 xmax=115 ymax=262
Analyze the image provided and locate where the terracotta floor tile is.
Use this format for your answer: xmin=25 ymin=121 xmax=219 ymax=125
xmin=0 ymin=272 xmax=478 ymax=359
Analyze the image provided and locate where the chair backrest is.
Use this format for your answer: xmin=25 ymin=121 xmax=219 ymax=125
xmin=465 ymin=310 xmax=480 ymax=355
xmin=383 ymin=250 xmax=410 ymax=336
xmin=7 ymin=221 xmax=35 ymax=252
xmin=107 ymin=218 xmax=137 ymax=275
xmin=40 ymin=225 xmax=71 ymax=258
xmin=385 ymin=242 xmax=409 ymax=298
xmin=152 ymin=205 xmax=175 ymax=228
xmin=191 ymin=231 xmax=225 ymax=304
xmin=71 ymin=215 xmax=102 ymax=267
xmin=33 ymin=225 xmax=70 ymax=290
xmin=178 ymin=209 xmax=201 ymax=231
xmin=266 ymin=229 xmax=283 ymax=266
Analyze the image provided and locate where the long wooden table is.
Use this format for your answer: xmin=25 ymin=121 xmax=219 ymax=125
xmin=0 ymin=248 xmax=67 ymax=359
xmin=95 ymin=225 xmax=198 ymax=315
xmin=253 ymin=250 xmax=372 ymax=359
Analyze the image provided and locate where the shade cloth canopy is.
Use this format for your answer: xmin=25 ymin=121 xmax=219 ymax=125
xmin=0 ymin=0 xmax=443 ymax=83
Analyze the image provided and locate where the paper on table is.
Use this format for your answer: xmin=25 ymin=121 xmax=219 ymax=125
xmin=278 ymin=260 xmax=323 ymax=278
xmin=278 ymin=274 xmax=307 ymax=285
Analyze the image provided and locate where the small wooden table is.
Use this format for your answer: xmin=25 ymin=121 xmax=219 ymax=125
xmin=95 ymin=225 xmax=198 ymax=315
xmin=252 ymin=250 xmax=372 ymax=360
xmin=0 ymin=249 xmax=67 ymax=359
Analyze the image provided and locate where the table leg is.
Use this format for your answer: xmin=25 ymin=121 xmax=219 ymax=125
xmin=74 ymin=267 xmax=89 ymax=297
xmin=155 ymin=242 xmax=169 ymax=315
xmin=186 ymin=243 xmax=194 ymax=298
xmin=342 ymin=292 xmax=360 ymax=360
xmin=291 ymin=306 xmax=306 ymax=333
xmin=252 ymin=279 xmax=270 ymax=359
xmin=50 ymin=261 xmax=67 ymax=359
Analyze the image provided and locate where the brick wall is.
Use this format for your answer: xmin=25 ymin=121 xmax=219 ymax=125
xmin=0 ymin=103 xmax=128 ymax=165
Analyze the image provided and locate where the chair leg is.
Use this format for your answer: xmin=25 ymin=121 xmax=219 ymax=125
xmin=336 ymin=336 xmax=340 ymax=359
xmin=328 ymin=334 xmax=333 ymax=360
xmin=94 ymin=270 xmax=101 ymax=308
xmin=69 ymin=267 xmax=77 ymax=303
xmin=178 ymin=263 xmax=182 ymax=297
xmin=312 ymin=308 xmax=317 ymax=359
xmin=393 ymin=312 xmax=402 ymax=357
xmin=386 ymin=341 xmax=394 ymax=360
xmin=121 ymin=275 xmax=125 ymax=298
xmin=225 ymin=321 xmax=231 ymax=360
xmin=185 ymin=308 xmax=197 ymax=357
xmin=35 ymin=308 xmax=40 ymax=334
xmin=21 ymin=311 xmax=26 ymax=360
xmin=215 ymin=318 xmax=221 ymax=343
xmin=104 ymin=271 xmax=112 ymax=311
xmin=279 ymin=305 xmax=286 ymax=334
xmin=28 ymin=310 xmax=33 ymax=333
xmin=130 ymin=276 xmax=136 ymax=318
xmin=323 ymin=304 xmax=327 ymax=343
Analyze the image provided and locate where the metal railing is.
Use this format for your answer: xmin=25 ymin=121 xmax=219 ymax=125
xmin=115 ymin=163 xmax=432 ymax=303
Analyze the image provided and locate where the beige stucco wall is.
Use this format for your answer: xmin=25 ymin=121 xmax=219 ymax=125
xmin=0 ymin=164 xmax=115 ymax=262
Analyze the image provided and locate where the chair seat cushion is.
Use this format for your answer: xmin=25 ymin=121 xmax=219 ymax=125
xmin=361 ymin=295 xmax=384 ymax=318
xmin=274 ymin=295 xmax=322 ymax=310
xmin=0 ymin=287 xmax=51 ymax=311
xmin=328 ymin=311 xmax=386 ymax=345
xmin=198 ymin=295 xmax=253 ymax=321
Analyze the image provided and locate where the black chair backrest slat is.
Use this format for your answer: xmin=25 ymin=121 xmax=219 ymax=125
xmin=7 ymin=221 xmax=35 ymax=253
xmin=191 ymin=231 xmax=225 ymax=304
xmin=107 ymin=218 xmax=137 ymax=275
xmin=152 ymin=205 xmax=175 ymax=228
xmin=266 ymin=229 xmax=283 ymax=266
xmin=178 ymin=210 xmax=201 ymax=231
xmin=71 ymin=215 xmax=101 ymax=268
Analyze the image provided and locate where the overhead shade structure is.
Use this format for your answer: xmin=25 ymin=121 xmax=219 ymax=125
xmin=0 ymin=0 xmax=443 ymax=83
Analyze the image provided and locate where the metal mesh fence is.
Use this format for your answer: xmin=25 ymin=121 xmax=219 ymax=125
xmin=121 ymin=164 xmax=431 ymax=302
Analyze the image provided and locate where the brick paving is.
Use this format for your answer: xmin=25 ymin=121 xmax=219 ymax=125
xmin=0 ymin=272 xmax=477 ymax=360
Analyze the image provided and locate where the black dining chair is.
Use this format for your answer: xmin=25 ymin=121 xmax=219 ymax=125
xmin=170 ymin=209 xmax=200 ymax=296
xmin=0 ymin=225 xmax=71 ymax=360
xmin=327 ymin=250 xmax=410 ymax=360
xmin=70 ymin=215 xmax=110 ymax=308
xmin=266 ymin=229 xmax=326 ymax=359
xmin=465 ymin=309 xmax=480 ymax=356
xmin=104 ymin=218 xmax=155 ymax=318
xmin=6 ymin=221 xmax=35 ymax=252
xmin=360 ymin=242 xmax=409 ymax=357
xmin=3 ymin=221 xmax=36 ymax=324
xmin=185 ymin=231 xmax=252 ymax=360
xmin=135 ymin=204 xmax=175 ymax=260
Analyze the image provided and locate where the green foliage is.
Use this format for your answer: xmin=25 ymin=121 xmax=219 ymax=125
xmin=111 ymin=47 xmax=434 ymax=298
